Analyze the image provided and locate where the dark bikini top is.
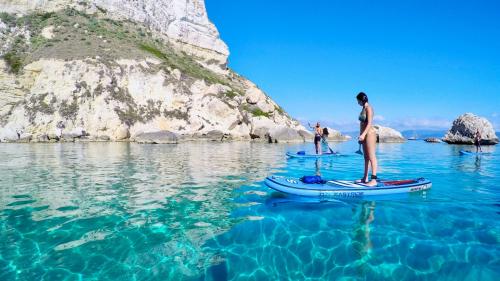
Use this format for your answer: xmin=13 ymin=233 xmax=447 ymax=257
xmin=359 ymin=108 xmax=368 ymax=123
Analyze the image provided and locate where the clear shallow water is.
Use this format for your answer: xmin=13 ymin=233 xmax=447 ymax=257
xmin=0 ymin=141 xmax=498 ymax=281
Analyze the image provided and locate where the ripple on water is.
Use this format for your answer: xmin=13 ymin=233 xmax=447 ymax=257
xmin=0 ymin=142 xmax=499 ymax=280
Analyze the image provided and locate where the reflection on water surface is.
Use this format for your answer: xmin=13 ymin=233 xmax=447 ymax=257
xmin=0 ymin=141 xmax=498 ymax=280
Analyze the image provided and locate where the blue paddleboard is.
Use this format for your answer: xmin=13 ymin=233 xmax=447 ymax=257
xmin=286 ymin=151 xmax=341 ymax=159
xmin=459 ymin=150 xmax=491 ymax=156
xmin=265 ymin=176 xmax=431 ymax=198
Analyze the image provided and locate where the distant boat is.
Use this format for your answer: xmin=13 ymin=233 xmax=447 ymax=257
xmin=408 ymin=136 xmax=418 ymax=141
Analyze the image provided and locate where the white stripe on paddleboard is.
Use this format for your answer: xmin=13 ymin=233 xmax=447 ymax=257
xmin=326 ymin=180 xmax=362 ymax=188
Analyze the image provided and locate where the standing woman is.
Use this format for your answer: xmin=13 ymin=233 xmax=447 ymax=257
xmin=357 ymin=92 xmax=378 ymax=186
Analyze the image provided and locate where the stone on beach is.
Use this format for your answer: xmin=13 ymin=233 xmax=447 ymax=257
xmin=443 ymin=113 xmax=498 ymax=145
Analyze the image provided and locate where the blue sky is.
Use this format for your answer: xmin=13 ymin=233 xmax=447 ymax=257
xmin=205 ymin=0 xmax=500 ymax=131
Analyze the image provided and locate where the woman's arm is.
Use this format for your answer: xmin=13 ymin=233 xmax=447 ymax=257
xmin=359 ymin=105 xmax=373 ymax=140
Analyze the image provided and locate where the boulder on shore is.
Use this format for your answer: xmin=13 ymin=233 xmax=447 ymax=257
xmin=249 ymin=119 xmax=307 ymax=143
xmin=133 ymin=131 xmax=178 ymax=144
xmin=268 ymin=127 xmax=305 ymax=143
xmin=443 ymin=113 xmax=498 ymax=145
xmin=0 ymin=127 xmax=20 ymax=142
xmin=373 ymin=125 xmax=405 ymax=143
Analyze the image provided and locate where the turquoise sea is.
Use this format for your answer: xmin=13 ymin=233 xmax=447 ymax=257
xmin=0 ymin=141 xmax=499 ymax=281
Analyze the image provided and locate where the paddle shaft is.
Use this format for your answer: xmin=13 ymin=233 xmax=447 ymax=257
xmin=322 ymin=138 xmax=334 ymax=153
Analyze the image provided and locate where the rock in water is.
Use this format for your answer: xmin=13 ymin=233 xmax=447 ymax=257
xmin=268 ymin=127 xmax=305 ymax=143
xmin=323 ymin=127 xmax=350 ymax=142
xmin=373 ymin=125 xmax=405 ymax=143
xmin=425 ymin=138 xmax=442 ymax=143
xmin=133 ymin=131 xmax=178 ymax=144
xmin=443 ymin=113 xmax=499 ymax=145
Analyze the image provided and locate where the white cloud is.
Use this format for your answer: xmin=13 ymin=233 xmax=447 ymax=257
xmin=383 ymin=117 xmax=452 ymax=130
xmin=373 ymin=115 xmax=385 ymax=122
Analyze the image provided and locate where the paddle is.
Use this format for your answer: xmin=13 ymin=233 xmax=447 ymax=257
xmin=322 ymin=138 xmax=335 ymax=154
xmin=355 ymin=142 xmax=363 ymax=155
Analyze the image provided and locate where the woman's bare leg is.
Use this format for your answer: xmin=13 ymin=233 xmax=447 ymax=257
xmin=363 ymin=141 xmax=369 ymax=182
xmin=366 ymin=131 xmax=378 ymax=186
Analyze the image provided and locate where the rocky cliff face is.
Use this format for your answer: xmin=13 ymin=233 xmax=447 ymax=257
xmin=0 ymin=0 xmax=229 ymax=66
xmin=443 ymin=113 xmax=498 ymax=145
xmin=0 ymin=1 xmax=307 ymax=143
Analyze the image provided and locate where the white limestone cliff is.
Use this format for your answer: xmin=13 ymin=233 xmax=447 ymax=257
xmin=0 ymin=0 xmax=229 ymax=65
xmin=0 ymin=0 xmax=311 ymax=143
xmin=0 ymin=58 xmax=306 ymax=142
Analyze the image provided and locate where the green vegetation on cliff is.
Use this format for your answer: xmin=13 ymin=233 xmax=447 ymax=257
xmin=139 ymin=43 xmax=229 ymax=86
xmin=0 ymin=8 xmax=233 ymax=87
xmin=0 ymin=8 xmax=291 ymax=127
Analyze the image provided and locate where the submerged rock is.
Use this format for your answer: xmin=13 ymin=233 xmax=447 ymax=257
xmin=134 ymin=131 xmax=178 ymax=144
xmin=443 ymin=113 xmax=498 ymax=145
xmin=373 ymin=125 xmax=405 ymax=143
